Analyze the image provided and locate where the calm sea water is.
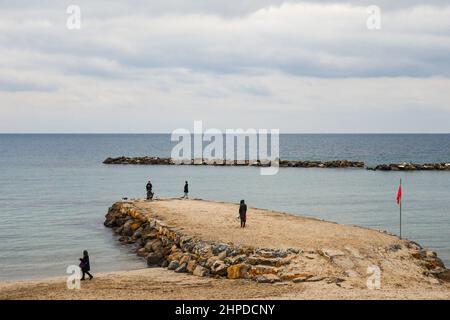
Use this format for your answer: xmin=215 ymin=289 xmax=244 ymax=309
xmin=0 ymin=134 xmax=449 ymax=280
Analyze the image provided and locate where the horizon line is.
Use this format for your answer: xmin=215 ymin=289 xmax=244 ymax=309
xmin=1 ymin=132 xmax=450 ymax=135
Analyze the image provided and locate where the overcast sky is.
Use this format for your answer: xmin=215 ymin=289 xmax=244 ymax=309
xmin=1 ymin=0 xmax=450 ymax=133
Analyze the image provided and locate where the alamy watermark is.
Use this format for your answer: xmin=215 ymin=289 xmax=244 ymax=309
xmin=66 ymin=265 xmax=82 ymax=290
xmin=366 ymin=265 xmax=381 ymax=289
xmin=171 ymin=121 xmax=280 ymax=175
xmin=366 ymin=5 xmax=381 ymax=30
xmin=66 ymin=5 xmax=81 ymax=30
xmin=65 ymin=5 xmax=379 ymax=31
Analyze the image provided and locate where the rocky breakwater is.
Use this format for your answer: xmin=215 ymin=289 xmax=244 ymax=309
xmin=103 ymin=156 xmax=364 ymax=169
xmin=278 ymin=159 xmax=364 ymax=168
xmin=104 ymin=200 xmax=450 ymax=287
xmin=104 ymin=201 xmax=300 ymax=283
xmin=368 ymin=162 xmax=450 ymax=171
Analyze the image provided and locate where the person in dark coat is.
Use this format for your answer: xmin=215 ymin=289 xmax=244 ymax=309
xmin=239 ymin=200 xmax=247 ymax=228
xmin=79 ymin=250 xmax=93 ymax=280
xmin=183 ymin=181 xmax=189 ymax=199
xmin=146 ymin=180 xmax=153 ymax=200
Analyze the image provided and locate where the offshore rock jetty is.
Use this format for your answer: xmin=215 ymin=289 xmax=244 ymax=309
xmin=367 ymin=162 xmax=450 ymax=171
xmin=103 ymin=156 xmax=364 ymax=168
xmin=103 ymin=157 xmax=450 ymax=171
xmin=104 ymin=199 xmax=449 ymax=287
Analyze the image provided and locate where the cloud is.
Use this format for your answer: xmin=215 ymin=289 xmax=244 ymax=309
xmin=0 ymin=1 xmax=449 ymax=132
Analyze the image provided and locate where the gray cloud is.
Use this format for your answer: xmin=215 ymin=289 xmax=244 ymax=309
xmin=0 ymin=1 xmax=449 ymax=132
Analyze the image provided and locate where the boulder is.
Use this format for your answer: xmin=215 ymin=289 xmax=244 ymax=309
xmin=186 ymin=260 xmax=197 ymax=273
xmin=146 ymin=252 xmax=164 ymax=266
xmin=144 ymin=239 xmax=163 ymax=252
xmin=227 ymin=264 xmax=251 ymax=279
xmin=218 ymin=251 xmax=227 ymax=260
xmin=433 ymin=269 xmax=450 ymax=282
xmin=256 ymin=249 xmax=287 ymax=258
xmin=275 ymin=257 xmax=292 ymax=267
xmin=175 ymin=262 xmax=188 ymax=273
xmin=206 ymin=256 xmax=219 ymax=268
xmin=161 ymin=260 xmax=169 ymax=268
xmin=130 ymin=222 xmax=141 ymax=233
xmin=212 ymin=244 xmax=229 ymax=255
xmin=167 ymin=260 xmax=180 ymax=270
xmin=167 ymin=251 xmax=183 ymax=263
xmin=211 ymin=261 xmax=229 ymax=276
xmin=118 ymin=236 xmax=130 ymax=243
xmin=132 ymin=229 xmax=142 ymax=239
xmin=422 ymin=257 xmax=445 ymax=270
xmin=254 ymin=274 xmax=281 ymax=283
xmin=225 ymin=254 xmax=246 ymax=265
xmin=246 ymin=256 xmax=280 ymax=266
xmin=122 ymin=220 xmax=134 ymax=236
xmin=136 ymin=248 xmax=147 ymax=257
xmin=411 ymin=250 xmax=424 ymax=259
xmin=193 ymin=265 xmax=210 ymax=277
xmin=249 ymin=265 xmax=278 ymax=277
xmin=179 ymin=254 xmax=191 ymax=265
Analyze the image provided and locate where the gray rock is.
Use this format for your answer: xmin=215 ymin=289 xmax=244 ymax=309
xmin=146 ymin=252 xmax=164 ymax=266
xmin=225 ymin=254 xmax=246 ymax=265
xmin=167 ymin=260 xmax=180 ymax=270
xmin=161 ymin=260 xmax=169 ymax=268
xmin=213 ymin=244 xmax=229 ymax=255
xmin=175 ymin=262 xmax=188 ymax=273
xmin=132 ymin=229 xmax=142 ymax=239
xmin=254 ymin=274 xmax=281 ymax=283
xmin=145 ymin=239 xmax=163 ymax=252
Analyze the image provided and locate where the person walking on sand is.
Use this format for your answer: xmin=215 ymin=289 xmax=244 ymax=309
xmin=239 ymin=200 xmax=247 ymax=228
xmin=183 ymin=181 xmax=189 ymax=199
xmin=146 ymin=179 xmax=153 ymax=200
xmin=79 ymin=250 xmax=93 ymax=280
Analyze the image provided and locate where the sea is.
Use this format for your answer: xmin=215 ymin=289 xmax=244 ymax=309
xmin=0 ymin=134 xmax=449 ymax=281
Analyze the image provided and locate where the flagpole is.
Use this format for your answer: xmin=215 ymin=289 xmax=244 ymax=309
xmin=399 ymin=178 xmax=402 ymax=239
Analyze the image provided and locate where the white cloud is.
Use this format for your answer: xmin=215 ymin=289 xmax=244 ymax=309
xmin=0 ymin=1 xmax=449 ymax=132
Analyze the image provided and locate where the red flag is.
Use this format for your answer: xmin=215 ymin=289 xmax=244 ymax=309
xmin=396 ymin=183 xmax=402 ymax=204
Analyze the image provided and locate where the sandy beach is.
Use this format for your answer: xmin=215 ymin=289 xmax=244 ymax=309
xmin=1 ymin=267 xmax=449 ymax=300
xmin=1 ymin=198 xmax=449 ymax=300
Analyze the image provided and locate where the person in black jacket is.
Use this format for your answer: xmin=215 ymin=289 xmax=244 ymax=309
xmin=239 ymin=200 xmax=247 ymax=228
xmin=183 ymin=181 xmax=189 ymax=199
xmin=146 ymin=180 xmax=153 ymax=200
xmin=79 ymin=250 xmax=93 ymax=280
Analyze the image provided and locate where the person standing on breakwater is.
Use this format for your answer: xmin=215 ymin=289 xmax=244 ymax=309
xmin=239 ymin=200 xmax=247 ymax=228
xmin=146 ymin=180 xmax=153 ymax=200
xmin=183 ymin=181 xmax=189 ymax=199
xmin=79 ymin=250 xmax=93 ymax=280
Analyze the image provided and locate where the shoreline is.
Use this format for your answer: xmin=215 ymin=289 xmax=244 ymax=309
xmin=1 ymin=267 xmax=449 ymax=300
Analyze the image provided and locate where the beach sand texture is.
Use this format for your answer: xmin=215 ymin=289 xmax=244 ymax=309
xmin=1 ymin=199 xmax=449 ymax=300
